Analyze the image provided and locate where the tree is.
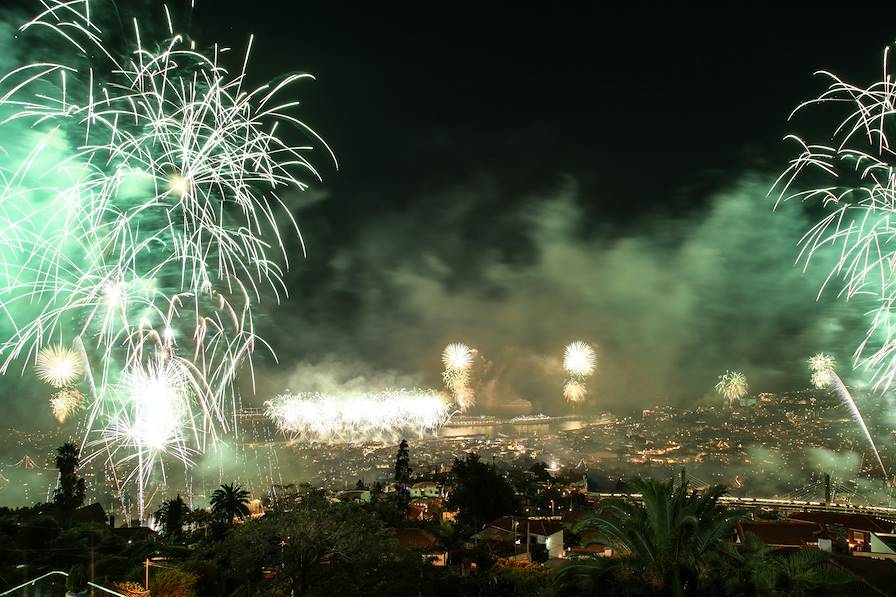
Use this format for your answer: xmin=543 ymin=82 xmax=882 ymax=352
xmin=155 ymin=495 xmax=189 ymax=540
xmin=394 ymin=439 xmax=411 ymax=483
xmin=702 ymin=533 xmax=853 ymax=596
xmin=53 ymin=442 xmax=86 ymax=523
xmin=209 ymin=483 xmax=251 ymax=523
xmin=226 ymin=503 xmax=424 ymax=596
xmin=554 ymin=477 xmax=746 ymax=596
xmin=446 ymin=452 xmax=518 ymax=529
xmin=528 ymin=462 xmax=553 ymax=483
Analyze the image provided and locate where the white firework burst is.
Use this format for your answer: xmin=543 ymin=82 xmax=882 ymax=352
xmin=267 ymin=389 xmax=450 ymax=443
xmin=35 ymin=345 xmax=83 ymax=388
xmin=563 ymin=341 xmax=596 ymax=377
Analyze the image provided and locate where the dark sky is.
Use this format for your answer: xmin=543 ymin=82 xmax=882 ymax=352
xmin=193 ymin=3 xmax=896 ymax=216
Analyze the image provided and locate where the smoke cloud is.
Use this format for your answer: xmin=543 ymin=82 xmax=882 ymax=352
xmin=253 ymin=175 xmax=871 ymax=415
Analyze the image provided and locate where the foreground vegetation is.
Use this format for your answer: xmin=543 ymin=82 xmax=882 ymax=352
xmin=0 ymin=444 xmax=862 ymax=596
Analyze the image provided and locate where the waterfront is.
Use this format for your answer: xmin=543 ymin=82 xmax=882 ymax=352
xmin=2 ymin=389 xmax=894 ymax=520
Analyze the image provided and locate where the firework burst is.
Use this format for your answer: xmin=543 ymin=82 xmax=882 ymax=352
xmin=563 ymin=380 xmax=587 ymax=403
xmin=564 ymin=341 xmax=596 ymax=377
xmin=441 ymin=343 xmax=476 ymax=411
xmin=266 ymin=389 xmax=450 ymax=443
xmin=35 ymin=345 xmax=83 ymax=388
xmin=0 ymin=1 xmax=332 ymax=520
xmin=562 ymin=341 xmax=596 ymax=403
xmin=771 ymin=43 xmax=896 ymax=391
xmin=97 ymin=357 xmax=200 ymax=521
xmin=808 ymin=353 xmax=836 ymax=389
xmin=49 ymin=388 xmax=83 ymax=423
xmin=715 ymin=370 xmax=748 ymax=405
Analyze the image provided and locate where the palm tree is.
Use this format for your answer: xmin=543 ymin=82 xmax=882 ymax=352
xmin=210 ymin=483 xmax=251 ymax=523
xmin=53 ymin=442 xmax=86 ymax=523
xmin=704 ymin=533 xmax=852 ymax=596
xmin=555 ymin=477 xmax=745 ymax=596
xmin=54 ymin=442 xmax=80 ymax=476
xmin=154 ymin=494 xmax=189 ymax=540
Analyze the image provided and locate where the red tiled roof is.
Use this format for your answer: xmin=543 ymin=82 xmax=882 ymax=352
xmin=737 ymin=520 xmax=822 ymax=547
xmin=789 ymin=512 xmax=896 ymax=534
xmin=394 ymin=528 xmax=439 ymax=550
xmin=471 ymin=525 xmax=516 ymax=543
xmin=406 ymin=505 xmax=427 ymax=520
xmin=567 ymin=544 xmax=606 ymax=555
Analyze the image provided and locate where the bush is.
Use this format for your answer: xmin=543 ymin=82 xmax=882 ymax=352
xmin=151 ymin=567 xmax=199 ymax=597
xmin=66 ymin=564 xmax=88 ymax=593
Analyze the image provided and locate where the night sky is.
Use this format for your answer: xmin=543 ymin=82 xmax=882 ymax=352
xmin=194 ymin=3 xmax=896 ymax=216
xmin=6 ymin=2 xmax=896 ymax=423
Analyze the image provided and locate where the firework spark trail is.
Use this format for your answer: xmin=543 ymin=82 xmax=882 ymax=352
xmin=562 ymin=341 xmax=596 ymax=403
xmin=808 ymin=353 xmax=888 ymax=480
xmin=266 ymin=390 xmax=451 ymax=443
xmin=715 ymin=370 xmax=748 ymax=405
xmin=0 ymin=1 xmax=332 ymax=520
xmin=441 ymin=342 xmax=476 ymax=411
xmin=771 ymin=43 xmax=896 ymax=391
xmin=830 ymin=374 xmax=887 ymax=480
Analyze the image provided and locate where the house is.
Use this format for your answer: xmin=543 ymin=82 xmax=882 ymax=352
xmin=410 ymin=481 xmax=441 ymax=498
xmin=566 ymin=544 xmax=610 ymax=557
xmin=788 ymin=512 xmax=896 ymax=535
xmin=565 ymin=529 xmax=612 ymax=558
xmin=735 ymin=520 xmax=824 ymax=550
xmin=393 ymin=528 xmax=448 ymax=566
xmin=112 ymin=525 xmax=156 ymax=543
xmin=789 ymin=512 xmax=896 ymax=558
xmin=408 ymin=496 xmax=443 ymax=521
xmin=335 ymin=489 xmax=371 ymax=503
xmin=382 ymin=482 xmax=402 ymax=493
xmin=406 ymin=504 xmax=427 ymax=521
xmin=72 ymin=502 xmax=108 ymax=525
xmin=471 ymin=516 xmax=565 ymax=559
